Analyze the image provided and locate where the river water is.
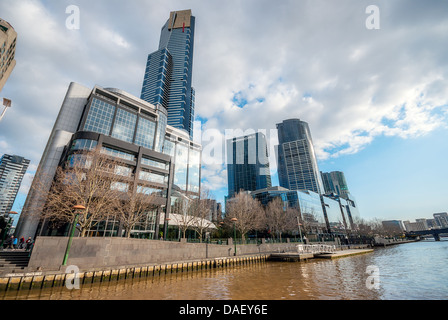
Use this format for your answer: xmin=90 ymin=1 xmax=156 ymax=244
xmin=2 ymin=239 xmax=447 ymax=300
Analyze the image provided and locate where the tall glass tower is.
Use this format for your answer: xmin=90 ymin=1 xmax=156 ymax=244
xmin=227 ymin=132 xmax=272 ymax=198
xmin=0 ymin=154 xmax=29 ymax=215
xmin=141 ymin=10 xmax=195 ymax=139
xmin=276 ymin=119 xmax=324 ymax=194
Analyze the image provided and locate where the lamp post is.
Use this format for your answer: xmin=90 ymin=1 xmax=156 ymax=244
xmin=62 ymin=205 xmax=85 ymax=266
xmin=230 ymin=218 xmax=237 ymax=256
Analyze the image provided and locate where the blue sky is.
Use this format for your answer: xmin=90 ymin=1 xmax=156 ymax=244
xmin=2 ymin=0 xmax=448 ymax=225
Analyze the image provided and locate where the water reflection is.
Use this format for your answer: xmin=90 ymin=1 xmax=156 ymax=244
xmin=1 ymin=240 xmax=447 ymax=300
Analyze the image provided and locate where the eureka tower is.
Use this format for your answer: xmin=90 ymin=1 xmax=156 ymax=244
xmin=140 ymin=10 xmax=196 ymax=139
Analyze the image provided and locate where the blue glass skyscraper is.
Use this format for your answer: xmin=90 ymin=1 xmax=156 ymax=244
xmin=276 ymin=119 xmax=324 ymax=194
xmin=227 ymin=132 xmax=272 ymax=198
xmin=141 ymin=10 xmax=195 ymax=139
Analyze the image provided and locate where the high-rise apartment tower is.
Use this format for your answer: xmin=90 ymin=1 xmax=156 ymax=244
xmin=0 ymin=154 xmax=29 ymax=215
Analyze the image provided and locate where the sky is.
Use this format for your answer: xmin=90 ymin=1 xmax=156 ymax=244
xmin=0 ymin=0 xmax=447 ymax=224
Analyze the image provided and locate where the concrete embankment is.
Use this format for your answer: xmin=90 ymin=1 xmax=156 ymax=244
xmin=0 ymin=236 xmax=375 ymax=292
xmin=0 ymin=253 xmax=270 ymax=292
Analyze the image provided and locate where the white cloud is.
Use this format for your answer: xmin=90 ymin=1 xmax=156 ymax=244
xmin=1 ymin=0 xmax=447 ymax=202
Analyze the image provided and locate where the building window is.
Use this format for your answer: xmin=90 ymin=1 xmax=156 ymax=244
xmin=71 ymin=139 xmax=98 ymax=151
xmin=141 ymin=157 xmax=169 ymax=170
xmin=111 ymin=107 xmax=137 ymax=143
xmin=101 ymin=146 xmax=135 ymax=162
xmin=110 ymin=181 xmax=129 ymax=192
xmin=134 ymin=116 xmax=156 ymax=149
xmin=138 ymin=169 xmax=167 ymax=184
xmin=114 ymin=165 xmax=133 ymax=177
xmin=83 ymin=98 xmax=116 ymax=135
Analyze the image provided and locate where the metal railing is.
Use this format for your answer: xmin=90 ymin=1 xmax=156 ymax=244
xmin=296 ymin=244 xmax=336 ymax=254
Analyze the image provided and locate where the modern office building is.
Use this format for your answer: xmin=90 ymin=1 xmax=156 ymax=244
xmin=15 ymin=83 xmax=202 ymax=239
xmin=276 ymin=119 xmax=324 ymax=194
xmin=250 ymin=186 xmax=356 ymax=235
xmin=141 ymin=9 xmax=196 ymax=139
xmin=382 ymin=220 xmax=405 ymax=234
xmin=321 ymin=171 xmax=350 ymax=199
xmin=227 ymin=132 xmax=272 ymax=199
xmin=0 ymin=18 xmax=17 ymax=92
xmin=403 ymin=220 xmax=429 ymax=232
xmin=0 ymin=154 xmax=30 ymax=215
xmin=433 ymin=212 xmax=448 ymax=228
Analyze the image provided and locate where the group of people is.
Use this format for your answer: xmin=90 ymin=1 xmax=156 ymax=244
xmin=3 ymin=236 xmax=33 ymax=251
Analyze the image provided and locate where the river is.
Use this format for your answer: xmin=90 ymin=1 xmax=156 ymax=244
xmin=1 ymin=239 xmax=447 ymax=300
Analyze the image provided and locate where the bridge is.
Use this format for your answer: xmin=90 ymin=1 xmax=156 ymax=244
xmin=406 ymin=228 xmax=448 ymax=241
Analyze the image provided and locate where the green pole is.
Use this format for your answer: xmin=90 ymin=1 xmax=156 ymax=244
xmin=233 ymin=222 xmax=237 ymax=256
xmin=62 ymin=214 xmax=79 ymax=266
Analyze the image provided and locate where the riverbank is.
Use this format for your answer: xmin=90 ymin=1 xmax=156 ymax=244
xmin=0 ymin=247 xmax=374 ymax=292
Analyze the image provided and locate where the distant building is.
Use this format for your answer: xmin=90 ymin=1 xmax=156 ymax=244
xmin=0 ymin=154 xmax=30 ymax=215
xmin=321 ymin=171 xmax=351 ymax=199
xmin=276 ymin=119 xmax=324 ymax=194
xmin=403 ymin=220 xmax=429 ymax=232
xmin=433 ymin=212 xmax=448 ymax=228
xmin=0 ymin=18 xmax=17 ymax=92
xmin=382 ymin=220 xmax=405 ymax=234
xmin=226 ymin=132 xmax=272 ymax=199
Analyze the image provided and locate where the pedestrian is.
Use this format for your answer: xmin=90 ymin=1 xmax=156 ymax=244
xmin=19 ymin=236 xmax=25 ymax=249
xmin=6 ymin=235 xmax=14 ymax=249
xmin=303 ymin=235 xmax=307 ymax=244
xmin=13 ymin=237 xmax=18 ymax=250
xmin=25 ymin=237 xmax=33 ymax=251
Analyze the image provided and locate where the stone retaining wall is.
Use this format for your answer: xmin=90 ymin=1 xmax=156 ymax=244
xmin=27 ymin=236 xmax=301 ymax=272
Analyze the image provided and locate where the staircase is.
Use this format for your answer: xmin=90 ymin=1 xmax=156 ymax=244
xmin=0 ymin=250 xmax=30 ymax=271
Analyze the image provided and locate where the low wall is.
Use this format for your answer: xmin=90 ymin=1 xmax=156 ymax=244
xmin=27 ymin=237 xmax=301 ymax=272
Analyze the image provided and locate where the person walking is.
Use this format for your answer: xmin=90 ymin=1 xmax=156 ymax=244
xmin=6 ymin=235 xmax=14 ymax=249
xmin=12 ymin=237 xmax=18 ymax=250
xmin=19 ymin=236 xmax=25 ymax=249
xmin=25 ymin=237 xmax=33 ymax=251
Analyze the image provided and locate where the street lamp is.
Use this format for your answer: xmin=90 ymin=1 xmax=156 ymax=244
xmin=62 ymin=205 xmax=85 ymax=266
xmin=230 ymin=218 xmax=238 ymax=256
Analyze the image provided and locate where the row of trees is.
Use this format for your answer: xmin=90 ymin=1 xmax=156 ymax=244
xmin=223 ymin=192 xmax=307 ymax=241
xmin=26 ymin=148 xmax=397 ymax=241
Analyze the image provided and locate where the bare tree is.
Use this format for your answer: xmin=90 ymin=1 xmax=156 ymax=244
xmin=31 ymin=148 xmax=125 ymax=237
xmin=264 ymin=198 xmax=300 ymax=241
xmin=226 ymin=191 xmax=264 ymax=241
xmin=113 ymin=188 xmax=158 ymax=238
xmin=188 ymin=188 xmax=216 ymax=242
xmin=171 ymin=193 xmax=196 ymax=239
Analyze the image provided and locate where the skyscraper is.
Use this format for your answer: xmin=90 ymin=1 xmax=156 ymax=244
xmin=276 ymin=119 xmax=324 ymax=194
xmin=227 ymin=132 xmax=272 ymax=198
xmin=0 ymin=154 xmax=29 ymax=215
xmin=141 ymin=9 xmax=195 ymax=139
xmin=0 ymin=18 xmax=17 ymax=92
